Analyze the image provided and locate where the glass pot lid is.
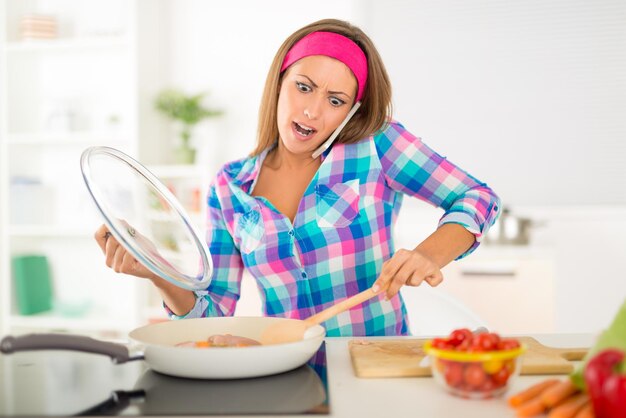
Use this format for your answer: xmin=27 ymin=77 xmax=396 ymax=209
xmin=80 ymin=146 xmax=212 ymax=291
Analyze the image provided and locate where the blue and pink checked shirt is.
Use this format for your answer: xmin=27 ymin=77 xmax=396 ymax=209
xmin=169 ymin=121 xmax=500 ymax=336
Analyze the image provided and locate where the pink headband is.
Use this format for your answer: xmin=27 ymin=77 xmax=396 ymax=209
xmin=281 ymin=31 xmax=368 ymax=102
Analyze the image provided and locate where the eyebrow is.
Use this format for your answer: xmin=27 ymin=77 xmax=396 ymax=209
xmin=296 ymin=74 xmax=352 ymax=99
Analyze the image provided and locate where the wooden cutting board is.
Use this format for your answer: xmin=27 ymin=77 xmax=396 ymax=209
xmin=349 ymin=337 xmax=588 ymax=378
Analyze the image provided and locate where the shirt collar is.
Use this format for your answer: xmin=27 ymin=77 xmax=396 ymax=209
xmin=223 ymin=145 xmax=274 ymax=193
xmin=247 ymin=146 xmax=274 ymax=193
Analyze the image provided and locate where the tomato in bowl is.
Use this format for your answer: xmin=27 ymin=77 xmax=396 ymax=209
xmin=424 ymin=329 xmax=525 ymax=399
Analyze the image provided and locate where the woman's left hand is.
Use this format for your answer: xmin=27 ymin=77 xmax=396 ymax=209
xmin=372 ymin=248 xmax=443 ymax=300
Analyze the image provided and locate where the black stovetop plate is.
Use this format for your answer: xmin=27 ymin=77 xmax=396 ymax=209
xmin=0 ymin=343 xmax=329 ymax=416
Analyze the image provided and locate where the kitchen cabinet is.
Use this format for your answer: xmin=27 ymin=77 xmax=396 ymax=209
xmin=397 ymin=248 xmax=556 ymax=336
xmin=439 ymin=246 xmax=556 ymax=334
xmin=394 ymin=201 xmax=556 ymax=335
xmin=0 ymin=0 xmax=174 ymax=337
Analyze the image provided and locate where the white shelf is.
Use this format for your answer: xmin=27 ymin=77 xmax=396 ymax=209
xmin=6 ymin=131 xmax=132 ymax=146
xmin=4 ymin=36 xmax=129 ymax=53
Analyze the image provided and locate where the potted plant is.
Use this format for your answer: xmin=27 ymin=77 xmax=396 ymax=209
xmin=154 ymin=89 xmax=222 ymax=164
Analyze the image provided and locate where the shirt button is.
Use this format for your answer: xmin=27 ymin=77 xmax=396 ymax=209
xmin=288 ymin=230 xmax=295 ymax=236
xmin=301 ymin=272 xmax=307 ymax=278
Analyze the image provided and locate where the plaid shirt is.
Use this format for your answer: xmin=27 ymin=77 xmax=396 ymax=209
xmin=169 ymin=121 xmax=500 ymax=336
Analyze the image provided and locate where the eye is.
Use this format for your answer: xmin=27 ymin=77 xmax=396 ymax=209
xmin=329 ymin=96 xmax=346 ymax=107
xmin=296 ymin=81 xmax=311 ymax=93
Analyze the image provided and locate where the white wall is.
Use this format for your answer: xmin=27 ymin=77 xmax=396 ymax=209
xmin=364 ymin=0 xmax=626 ymax=207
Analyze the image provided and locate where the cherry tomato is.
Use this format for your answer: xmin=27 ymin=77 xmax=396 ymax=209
xmin=444 ymin=362 xmax=464 ymax=387
xmin=449 ymin=328 xmax=473 ymax=347
xmin=432 ymin=338 xmax=453 ymax=350
xmin=469 ymin=333 xmax=495 ymax=351
xmin=491 ymin=366 xmax=511 ymax=387
xmin=483 ymin=333 xmax=501 ymax=351
xmin=456 ymin=339 xmax=471 ymax=351
xmin=480 ymin=377 xmax=497 ymax=393
xmin=469 ymin=335 xmax=485 ymax=352
xmin=498 ymin=338 xmax=521 ymax=350
xmin=464 ymin=363 xmax=487 ymax=388
xmin=503 ymin=359 xmax=516 ymax=375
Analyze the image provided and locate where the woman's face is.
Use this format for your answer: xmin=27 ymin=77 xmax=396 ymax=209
xmin=276 ymin=55 xmax=357 ymax=158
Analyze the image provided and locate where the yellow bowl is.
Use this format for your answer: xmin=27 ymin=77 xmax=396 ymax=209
xmin=424 ymin=340 xmax=526 ymax=399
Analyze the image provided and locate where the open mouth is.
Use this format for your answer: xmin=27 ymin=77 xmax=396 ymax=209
xmin=292 ymin=121 xmax=317 ymax=138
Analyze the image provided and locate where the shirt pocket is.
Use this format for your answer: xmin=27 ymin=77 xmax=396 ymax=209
xmin=233 ymin=208 xmax=264 ymax=254
xmin=315 ymin=179 xmax=360 ymax=228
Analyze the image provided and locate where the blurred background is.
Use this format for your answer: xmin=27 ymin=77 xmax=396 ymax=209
xmin=0 ymin=0 xmax=624 ymax=339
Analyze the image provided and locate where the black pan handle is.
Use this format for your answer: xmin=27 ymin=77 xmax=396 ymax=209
xmin=0 ymin=333 xmax=144 ymax=364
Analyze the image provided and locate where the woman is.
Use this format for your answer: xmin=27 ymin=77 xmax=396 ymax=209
xmin=96 ymin=19 xmax=500 ymax=336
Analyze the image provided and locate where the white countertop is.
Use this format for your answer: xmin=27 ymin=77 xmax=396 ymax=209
xmin=262 ymin=333 xmax=594 ymax=418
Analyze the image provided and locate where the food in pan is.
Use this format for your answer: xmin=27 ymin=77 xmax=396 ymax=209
xmin=176 ymin=334 xmax=262 ymax=348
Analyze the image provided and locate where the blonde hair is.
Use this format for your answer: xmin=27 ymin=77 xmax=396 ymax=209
xmin=251 ymin=19 xmax=392 ymax=156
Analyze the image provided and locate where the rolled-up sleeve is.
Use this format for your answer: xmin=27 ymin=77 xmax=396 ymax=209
xmin=374 ymin=121 xmax=500 ymax=259
xmin=165 ymin=180 xmax=244 ymax=319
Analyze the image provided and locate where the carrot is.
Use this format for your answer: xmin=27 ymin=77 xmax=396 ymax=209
xmin=508 ymin=379 xmax=561 ymax=408
xmin=573 ymin=402 xmax=594 ymax=418
xmin=541 ymin=379 xmax=580 ymax=408
xmin=515 ymin=397 xmax=548 ymax=418
xmin=547 ymin=393 xmax=589 ymax=418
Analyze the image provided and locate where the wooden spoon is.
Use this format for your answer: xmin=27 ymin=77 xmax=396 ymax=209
xmin=260 ymin=283 xmax=389 ymax=345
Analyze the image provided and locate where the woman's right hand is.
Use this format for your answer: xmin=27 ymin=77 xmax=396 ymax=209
xmin=94 ymin=224 xmax=158 ymax=281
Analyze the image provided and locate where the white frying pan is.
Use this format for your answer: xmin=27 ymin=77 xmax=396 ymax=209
xmin=1 ymin=316 xmax=324 ymax=379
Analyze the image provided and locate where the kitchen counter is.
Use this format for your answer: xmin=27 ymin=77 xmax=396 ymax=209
xmin=319 ymin=333 xmax=593 ymax=418
xmin=0 ymin=333 xmax=593 ymax=418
